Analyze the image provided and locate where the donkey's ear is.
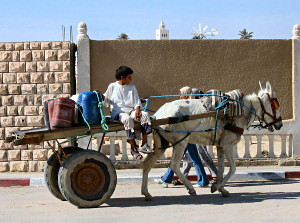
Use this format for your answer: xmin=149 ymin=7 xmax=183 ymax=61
xmin=266 ymin=81 xmax=272 ymax=94
xmin=259 ymin=81 xmax=265 ymax=91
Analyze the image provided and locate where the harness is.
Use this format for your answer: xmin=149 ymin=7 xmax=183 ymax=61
xmin=145 ymin=92 xmax=282 ymax=148
xmin=257 ymin=93 xmax=282 ymax=128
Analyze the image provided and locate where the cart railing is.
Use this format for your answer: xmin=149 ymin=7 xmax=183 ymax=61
xmin=93 ymin=131 xmax=293 ymax=161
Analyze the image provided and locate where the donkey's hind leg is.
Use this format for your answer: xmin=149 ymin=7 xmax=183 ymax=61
xmin=170 ymin=142 xmax=196 ymax=196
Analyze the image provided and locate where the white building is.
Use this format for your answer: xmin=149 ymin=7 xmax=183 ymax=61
xmin=156 ymin=20 xmax=169 ymax=40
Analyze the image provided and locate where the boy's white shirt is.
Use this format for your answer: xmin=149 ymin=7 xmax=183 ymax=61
xmin=103 ymin=81 xmax=142 ymax=119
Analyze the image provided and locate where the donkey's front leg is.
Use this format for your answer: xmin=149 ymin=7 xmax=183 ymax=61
xmin=142 ymin=149 xmax=164 ymax=201
xmin=211 ymin=146 xmax=235 ymax=197
xmin=217 ymin=145 xmax=236 ymax=197
xmin=211 ymin=146 xmax=225 ymax=194
xmin=171 ymin=143 xmax=197 ymax=196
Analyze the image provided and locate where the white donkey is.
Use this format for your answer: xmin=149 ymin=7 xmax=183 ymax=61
xmin=141 ymin=81 xmax=283 ymax=200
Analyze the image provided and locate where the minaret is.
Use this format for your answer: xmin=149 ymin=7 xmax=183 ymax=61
xmin=156 ymin=19 xmax=169 ymax=40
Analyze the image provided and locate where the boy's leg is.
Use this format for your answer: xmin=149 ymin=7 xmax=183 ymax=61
xmin=161 ymin=167 xmax=175 ymax=184
xmin=119 ymin=113 xmax=135 ymax=139
xmin=119 ymin=113 xmax=142 ymax=159
xmin=182 ymin=161 xmax=193 ymax=176
xmin=187 ymin=144 xmax=209 ymax=186
xmin=140 ymin=111 xmax=152 ymax=146
xmin=130 ymin=110 xmax=152 ymax=146
xmin=182 ymin=150 xmax=192 ymax=176
xmin=198 ymin=145 xmax=218 ymax=178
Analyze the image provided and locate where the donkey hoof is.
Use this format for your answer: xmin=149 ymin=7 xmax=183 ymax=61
xmin=189 ymin=190 xmax=197 ymax=196
xmin=220 ymin=189 xmax=230 ymax=197
xmin=145 ymin=196 xmax=153 ymax=201
xmin=222 ymin=192 xmax=230 ymax=197
xmin=144 ymin=194 xmax=153 ymax=201
xmin=142 ymin=191 xmax=153 ymax=201
xmin=211 ymin=184 xmax=217 ymax=193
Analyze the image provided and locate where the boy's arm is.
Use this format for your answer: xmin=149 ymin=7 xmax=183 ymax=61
xmin=135 ymin=106 xmax=142 ymax=119
xmin=132 ymin=85 xmax=142 ymax=119
xmin=102 ymin=85 xmax=112 ymax=107
xmin=133 ymin=86 xmax=142 ymax=109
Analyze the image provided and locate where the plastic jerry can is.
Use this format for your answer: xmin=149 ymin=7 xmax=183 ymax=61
xmin=44 ymin=99 xmax=54 ymax=129
xmin=48 ymin=100 xmax=55 ymax=129
xmin=77 ymin=92 xmax=101 ymax=125
xmin=50 ymin=98 xmax=75 ymax=129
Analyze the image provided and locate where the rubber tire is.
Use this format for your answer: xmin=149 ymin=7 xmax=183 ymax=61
xmin=58 ymin=150 xmax=117 ymax=208
xmin=44 ymin=146 xmax=82 ymax=201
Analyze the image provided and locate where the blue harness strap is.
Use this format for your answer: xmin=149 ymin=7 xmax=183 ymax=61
xmin=143 ymin=92 xmax=264 ymax=147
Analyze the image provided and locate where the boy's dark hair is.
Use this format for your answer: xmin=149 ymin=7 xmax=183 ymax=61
xmin=115 ymin=66 xmax=133 ymax=80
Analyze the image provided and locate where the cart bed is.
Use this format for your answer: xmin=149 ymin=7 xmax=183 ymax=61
xmin=6 ymin=109 xmax=229 ymax=145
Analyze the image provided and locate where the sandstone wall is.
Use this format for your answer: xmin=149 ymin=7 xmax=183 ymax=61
xmin=0 ymin=41 xmax=75 ymax=172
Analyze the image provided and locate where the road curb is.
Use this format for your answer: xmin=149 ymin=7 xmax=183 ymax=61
xmin=0 ymin=178 xmax=30 ymax=187
xmin=1 ymin=171 xmax=300 ymax=187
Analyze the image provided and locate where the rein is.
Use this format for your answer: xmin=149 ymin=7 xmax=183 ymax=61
xmin=157 ymin=131 xmax=191 ymax=150
xmin=257 ymin=93 xmax=282 ymax=128
xmin=147 ymin=92 xmax=281 ymax=148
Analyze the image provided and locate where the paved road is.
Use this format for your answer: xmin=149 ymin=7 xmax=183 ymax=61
xmin=0 ymin=180 xmax=300 ymax=223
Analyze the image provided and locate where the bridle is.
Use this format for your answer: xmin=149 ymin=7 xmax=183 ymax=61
xmin=258 ymin=93 xmax=282 ymax=128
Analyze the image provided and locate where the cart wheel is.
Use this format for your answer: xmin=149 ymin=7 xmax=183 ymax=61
xmin=58 ymin=150 xmax=117 ymax=208
xmin=44 ymin=146 xmax=82 ymax=201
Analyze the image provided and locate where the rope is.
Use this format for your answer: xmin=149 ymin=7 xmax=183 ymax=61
xmin=94 ymin=91 xmax=109 ymax=131
xmin=57 ymin=91 xmax=109 ymax=145
xmin=159 ymin=132 xmax=191 ymax=150
xmin=57 ymin=102 xmax=93 ymax=145
xmin=157 ymin=122 xmax=226 ymax=149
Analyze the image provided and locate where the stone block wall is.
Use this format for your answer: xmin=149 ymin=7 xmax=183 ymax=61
xmin=0 ymin=41 xmax=76 ymax=172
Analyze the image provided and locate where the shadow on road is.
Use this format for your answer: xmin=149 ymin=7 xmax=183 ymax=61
xmin=105 ymin=180 xmax=300 ymax=208
xmin=228 ymin=179 xmax=300 ymax=187
xmin=106 ymin=191 xmax=300 ymax=208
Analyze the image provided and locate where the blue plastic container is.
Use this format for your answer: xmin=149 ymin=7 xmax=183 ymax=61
xmin=77 ymin=92 xmax=102 ymax=125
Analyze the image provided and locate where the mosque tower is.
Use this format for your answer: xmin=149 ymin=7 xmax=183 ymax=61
xmin=156 ymin=19 xmax=169 ymax=40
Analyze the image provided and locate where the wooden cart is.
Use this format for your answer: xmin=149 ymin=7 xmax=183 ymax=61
xmin=6 ymin=110 xmax=228 ymax=208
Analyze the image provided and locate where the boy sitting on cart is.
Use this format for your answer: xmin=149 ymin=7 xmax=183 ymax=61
xmin=102 ymin=66 xmax=153 ymax=160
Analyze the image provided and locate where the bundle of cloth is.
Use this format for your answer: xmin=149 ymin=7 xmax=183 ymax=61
xmin=200 ymin=89 xmax=244 ymax=117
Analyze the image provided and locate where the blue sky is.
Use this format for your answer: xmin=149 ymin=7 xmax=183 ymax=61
xmin=0 ymin=0 xmax=299 ymax=42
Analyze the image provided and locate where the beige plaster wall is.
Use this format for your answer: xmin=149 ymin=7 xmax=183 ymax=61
xmin=90 ymin=39 xmax=292 ymax=120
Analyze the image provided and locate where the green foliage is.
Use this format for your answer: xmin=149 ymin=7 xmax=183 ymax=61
xmin=238 ymin=29 xmax=253 ymax=39
xmin=192 ymin=34 xmax=206 ymax=39
xmin=117 ymin=33 xmax=129 ymax=40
